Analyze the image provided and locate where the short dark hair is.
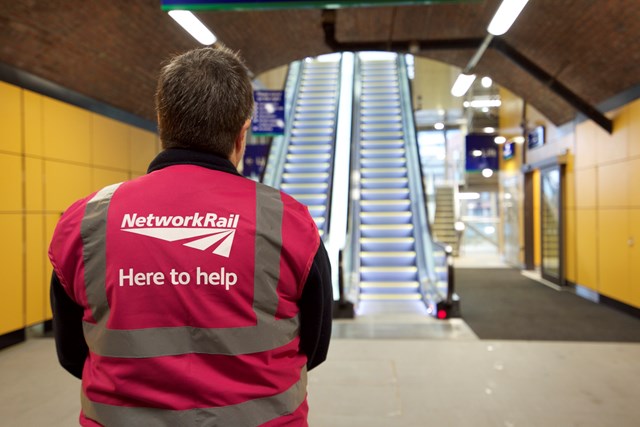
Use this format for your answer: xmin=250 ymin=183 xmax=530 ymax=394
xmin=155 ymin=46 xmax=254 ymax=156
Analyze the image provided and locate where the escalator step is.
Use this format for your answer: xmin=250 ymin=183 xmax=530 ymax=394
xmin=291 ymin=193 xmax=328 ymax=205
xmin=288 ymin=144 xmax=332 ymax=154
xmin=360 ymin=200 xmax=410 ymax=211
xmin=360 ymin=266 xmax=418 ymax=281
xmin=360 ymin=211 xmax=412 ymax=224
xmin=360 ymin=224 xmax=414 ymax=238
xmin=281 ymin=183 xmax=328 ymax=194
xmin=360 ymin=251 xmax=417 ymax=267
xmin=282 ymin=172 xmax=329 ymax=183
xmin=286 ymin=153 xmax=332 ymax=162
xmin=360 ymin=148 xmax=405 ymax=158
xmin=360 ymin=237 xmax=415 ymax=251
xmin=360 ymin=158 xmax=406 ymax=168
xmin=284 ymin=162 xmax=331 ymax=173
xmin=361 ymin=178 xmax=408 ymax=189
xmin=291 ymin=128 xmax=333 ymax=137
xmin=360 ymin=188 xmax=410 ymax=200
xmin=360 ymin=281 xmax=419 ymax=290
xmin=361 ymin=122 xmax=403 ymax=131
xmin=360 ymin=167 xmax=407 ymax=178
xmin=359 ymin=293 xmax=421 ymax=301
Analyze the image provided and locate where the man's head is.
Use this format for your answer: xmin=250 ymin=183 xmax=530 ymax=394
xmin=155 ymin=46 xmax=254 ymax=162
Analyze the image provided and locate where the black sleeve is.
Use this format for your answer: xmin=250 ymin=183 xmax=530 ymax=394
xmin=50 ymin=272 xmax=88 ymax=379
xmin=298 ymin=241 xmax=333 ymax=371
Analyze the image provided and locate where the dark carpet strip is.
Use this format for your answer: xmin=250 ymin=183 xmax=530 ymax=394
xmin=455 ymin=268 xmax=640 ymax=342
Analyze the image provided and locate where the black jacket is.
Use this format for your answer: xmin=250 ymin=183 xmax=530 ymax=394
xmin=51 ymin=148 xmax=333 ymax=379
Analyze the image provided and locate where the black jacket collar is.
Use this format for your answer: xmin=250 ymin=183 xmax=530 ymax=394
xmin=147 ymin=148 xmax=242 ymax=177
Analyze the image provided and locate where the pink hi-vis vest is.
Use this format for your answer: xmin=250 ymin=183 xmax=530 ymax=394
xmin=48 ymin=165 xmax=320 ymax=427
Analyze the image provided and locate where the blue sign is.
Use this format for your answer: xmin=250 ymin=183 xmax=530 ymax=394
xmin=527 ymin=125 xmax=545 ymax=149
xmin=242 ymin=144 xmax=270 ymax=180
xmin=465 ymin=134 xmax=499 ymax=172
xmin=503 ymin=141 xmax=514 ymax=160
xmin=251 ymin=90 xmax=285 ymax=136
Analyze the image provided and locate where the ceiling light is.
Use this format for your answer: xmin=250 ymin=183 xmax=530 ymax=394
xmin=469 ymin=99 xmax=502 ymax=108
xmin=458 ymin=192 xmax=480 ymax=200
xmin=487 ymin=0 xmax=530 ymax=36
xmin=494 ymin=136 xmax=507 ymax=144
xmin=513 ymin=136 xmax=525 ymax=143
xmin=484 ymin=127 xmax=496 ymax=133
xmin=482 ymin=168 xmax=494 ymax=178
xmin=434 ymin=122 xmax=445 ymax=130
xmin=168 ymin=10 xmax=217 ymax=45
xmin=481 ymin=76 xmax=493 ymax=88
xmin=451 ymin=73 xmax=476 ymax=97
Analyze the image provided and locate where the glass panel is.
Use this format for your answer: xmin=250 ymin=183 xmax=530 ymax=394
xmin=541 ymin=167 xmax=561 ymax=282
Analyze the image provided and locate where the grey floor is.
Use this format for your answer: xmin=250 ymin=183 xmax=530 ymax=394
xmin=2 ymin=253 xmax=640 ymax=426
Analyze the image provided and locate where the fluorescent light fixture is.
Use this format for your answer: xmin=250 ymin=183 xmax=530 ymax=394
xmin=481 ymin=76 xmax=493 ymax=88
xmin=484 ymin=127 xmax=496 ymax=133
xmin=451 ymin=73 xmax=476 ymax=97
xmin=470 ymin=99 xmax=502 ymax=108
xmin=458 ymin=192 xmax=480 ymax=200
xmin=487 ymin=0 xmax=530 ymax=36
xmin=494 ymin=136 xmax=507 ymax=144
xmin=434 ymin=122 xmax=445 ymax=130
xmin=168 ymin=10 xmax=217 ymax=45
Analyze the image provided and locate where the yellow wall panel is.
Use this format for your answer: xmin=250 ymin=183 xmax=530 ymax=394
xmin=595 ymin=112 xmax=628 ymax=164
xmin=533 ymin=169 xmax=541 ymax=267
xmin=0 ymin=153 xmax=23 ymax=212
xmin=597 ymin=209 xmax=630 ymax=303
xmin=43 ymin=97 xmax=91 ymax=164
xmin=92 ymin=114 xmax=131 ymax=170
xmin=0 ymin=82 xmax=22 ymax=154
xmin=130 ymin=128 xmax=158 ymax=172
xmin=565 ymin=155 xmax=575 ymax=209
xmin=575 ymin=209 xmax=597 ymax=290
xmin=597 ymin=162 xmax=628 ymax=208
xmin=629 ymin=209 xmax=640 ymax=308
xmin=575 ymin=167 xmax=597 ymax=208
xmin=44 ymin=214 xmax=61 ymax=320
xmin=25 ymin=157 xmax=44 ymax=212
xmin=575 ymin=121 xmax=596 ymax=169
xmin=44 ymin=160 xmax=92 ymax=213
xmin=628 ymin=98 xmax=640 ymax=157
xmin=564 ymin=206 xmax=576 ymax=283
xmin=25 ymin=215 xmax=46 ymax=326
xmin=0 ymin=214 xmax=24 ymax=334
xmin=629 ymin=158 xmax=640 ymax=207
xmin=23 ymin=90 xmax=44 ymax=157
xmin=92 ymin=168 xmax=129 ymax=192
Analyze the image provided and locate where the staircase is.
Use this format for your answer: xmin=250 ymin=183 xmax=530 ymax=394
xmin=356 ymin=57 xmax=421 ymax=302
xmin=432 ymin=185 xmax=459 ymax=255
xmin=279 ymin=58 xmax=340 ymax=237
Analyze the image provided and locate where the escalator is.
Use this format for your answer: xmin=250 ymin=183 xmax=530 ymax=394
xmin=355 ymin=56 xmax=421 ymax=302
xmin=277 ymin=57 xmax=342 ymax=238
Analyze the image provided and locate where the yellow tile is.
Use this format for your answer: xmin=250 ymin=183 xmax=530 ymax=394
xmin=42 ymin=97 xmax=91 ymax=164
xmin=630 ymin=209 xmax=640 ymax=309
xmin=597 ymin=209 xmax=630 ymax=303
xmin=575 ymin=209 xmax=597 ymax=290
xmin=92 ymin=114 xmax=131 ymax=170
xmin=92 ymin=168 xmax=129 ymax=192
xmin=533 ymin=169 xmax=540 ymax=267
xmin=130 ymin=127 xmax=159 ymax=173
xmin=23 ymin=90 xmax=44 ymax=157
xmin=0 ymin=82 xmax=22 ymax=154
xmin=564 ymin=207 xmax=576 ymax=283
xmin=44 ymin=160 xmax=92 ymax=213
xmin=575 ymin=121 xmax=596 ymax=168
xmin=0 ymin=153 xmax=23 ymax=212
xmin=629 ymin=98 xmax=640 ymax=157
xmin=25 ymin=214 xmax=46 ymax=326
xmin=597 ymin=161 xmax=628 ymax=208
xmin=575 ymin=167 xmax=597 ymax=208
xmin=0 ymin=214 xmax=25 ymax=334
xmin=25 ymin=157 xmax=44 ymax=212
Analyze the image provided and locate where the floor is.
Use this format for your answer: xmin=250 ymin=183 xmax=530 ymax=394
xmin=2 ymin=252 xmax=640 ymax=426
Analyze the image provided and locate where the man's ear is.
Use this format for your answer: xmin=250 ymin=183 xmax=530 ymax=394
xmin=232 ymin=119 xmax=251 ymax=168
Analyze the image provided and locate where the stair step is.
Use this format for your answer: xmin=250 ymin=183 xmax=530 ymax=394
xmin=291 ymin=194 xmax=328 ymax=205
xmin=360 ymin=200 xmax=410 ymax=211
xmin=360 ymin=251 xmax=417 ymax=266
xmin=360 ymin=224 xmax=414 ymax=238
xmin=360 ymin=237 xmax=415 ymax=251
xmin=284 ymin=162 xmax=330 ymax=173
xmin=288 ymin=144 xmax=332 ymax=154
xmin=282 ymin=173 xmax=329 ymax=183
xmin=361 ymin=188 xmax=410 ymax=200
xmin=361 ymin=178 xmax=408 ymax=189
xmin=360 ymin=157 xmax=406 ymax=168
xmin=286 ymin=153 xmax=332 ymax=162
xmin=281 ymin=183 xmax=328 ymax=194
xmin=361 ymin=266 xmax=418 ymax=281
xmin=360 ymin=211 xmax=412 ymax=224
xmin=360 ymin=167 xmax=407 ymax=178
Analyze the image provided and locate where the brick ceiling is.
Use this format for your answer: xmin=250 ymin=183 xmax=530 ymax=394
xmin=1 ymin=0 xmax=639 ymax=127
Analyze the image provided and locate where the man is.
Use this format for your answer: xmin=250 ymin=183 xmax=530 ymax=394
xmin=49 ymin=46 xmax=332 ymax=427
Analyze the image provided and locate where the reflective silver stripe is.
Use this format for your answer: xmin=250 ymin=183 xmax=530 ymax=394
xmin=82 ymin=368 xmax=307 ymax=427
xmin=81 ymin=181 xmax=297 ymax=358
xmin=82 ymin=315 xmax=299 ymax=357
xmin=254 ymin=183 xmax=283 ymax=318
xmin=81 ymin=183 xmax=123 ymax=323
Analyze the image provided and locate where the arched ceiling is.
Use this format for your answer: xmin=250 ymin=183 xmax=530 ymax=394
xmin=1 ymin=0 xmax=639 ymax=129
